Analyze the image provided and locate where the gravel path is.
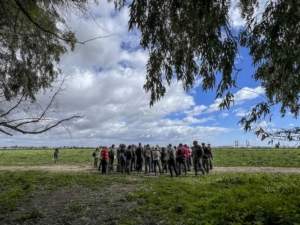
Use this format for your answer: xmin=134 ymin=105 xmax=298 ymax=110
xmin=0 ymin=165 xmax=300 ymax=173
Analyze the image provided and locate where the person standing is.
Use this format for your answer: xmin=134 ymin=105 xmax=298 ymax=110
xmin=167 ymin=144 xmax=178 ymax=177
xmin=161 ymin=147 xmax=168 ymax=173
xmin=144 ymin=145 xmax=152 ymax=174
xmin=125 ymin=145 xmax=133 ymax=174
xmin=100 ymin=147 xmax=109 ymax=174
xmin=192 ymin=141 xmax=205 ymax=176
xmin=92 ymin=148 xmax=99 ymax=168
xmin=202 ymin=143 xmax=211 ymax=173
xmin=119 ymin=144 xmax=127 ymax=173
xmin=109 ymin=144 xmax=116 ymax=172
xmin=135 ymin=143 xmax=144 ymax=173
xmin=152 ymin=147 xmax=162 ymax=176
xmin=176 ymin=144 xmax=187 ymax=175
xmin=53 ymin=148 xmax=59 ymax=163
xmin=207 ymin=144 xmax=213 ymax=170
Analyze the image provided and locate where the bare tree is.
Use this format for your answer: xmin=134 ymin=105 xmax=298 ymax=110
xmin=0 ymin=80 xmax=81 ymax=136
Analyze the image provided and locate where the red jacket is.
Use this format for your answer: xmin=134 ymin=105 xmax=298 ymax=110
xmin=101 ymin=148 xmax=109 ymax=161
xmin=183 ymin=146 xmax=190 ymax=159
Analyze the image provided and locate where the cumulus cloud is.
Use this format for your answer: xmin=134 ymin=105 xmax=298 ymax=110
xmin=0 ymin=0 xmax=230 ymax=146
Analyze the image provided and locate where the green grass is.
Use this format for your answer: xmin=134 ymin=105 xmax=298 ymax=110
xmin=0 ymin=148 xmax=300 ymax=167
xmin=0 ymin=148 xmax=94 ymax=166
xmin=0 ymin=171 xmax=129 ymax=214
xmin=213 ymin=148 xmax=300 ymax=167
xmin=0 ymin=172 xmax=299 ymax=225
xmin=125 ymin=174 xmax=300 ymax=225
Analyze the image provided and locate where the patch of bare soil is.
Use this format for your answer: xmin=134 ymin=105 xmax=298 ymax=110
xmin=1 ymin=183 xmax=137 ymax=225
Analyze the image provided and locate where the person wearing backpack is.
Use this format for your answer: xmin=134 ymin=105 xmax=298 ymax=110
xmin=192 ymin=141 xmax=205 ymax=176
xmin=176 ymin=143 xmax=187 ymax=175
xmin=167 ymin=144 xmax=178 ymax=177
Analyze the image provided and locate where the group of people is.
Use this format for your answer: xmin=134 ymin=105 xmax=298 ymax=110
xmin=93 ymin=141 xmax=213 ymax=177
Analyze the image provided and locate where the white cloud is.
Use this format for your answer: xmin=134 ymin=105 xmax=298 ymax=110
xmin=234 ymin=86 xmax=265 ymax=103
xmin=0 ymin=0 xmax=230 ymax=146
xmin=229 ymin=0 xmax=246 ymax=28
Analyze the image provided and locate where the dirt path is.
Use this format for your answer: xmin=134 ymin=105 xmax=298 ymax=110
xmin=0 ymin=165 xmax=300 ymax=174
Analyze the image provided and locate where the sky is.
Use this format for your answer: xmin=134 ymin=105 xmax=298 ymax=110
xmin=1 ymin=0 xmax=299 ymax=147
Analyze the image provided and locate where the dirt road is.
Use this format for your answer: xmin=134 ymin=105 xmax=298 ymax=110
xmin=0 ymin=165 xmax=300 ymax=174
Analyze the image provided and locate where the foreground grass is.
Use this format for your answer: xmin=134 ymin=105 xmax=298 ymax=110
xmin=0 ymin=172 xmax=299 ymax=225
xmin=0 ymin=148 xmax=300 ymax=167
xmin=126 ymin=174 xmax=300 ymax=225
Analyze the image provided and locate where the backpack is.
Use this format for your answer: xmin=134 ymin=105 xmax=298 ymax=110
xmin=109 ymin=149 xmax=114 ymax=158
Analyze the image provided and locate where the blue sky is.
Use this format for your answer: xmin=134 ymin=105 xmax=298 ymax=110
xmin=0 ymin=0 xmax=298 ymax=147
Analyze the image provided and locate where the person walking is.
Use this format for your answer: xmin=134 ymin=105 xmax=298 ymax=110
xmin=100 ymin=147 xmax=109 ymax=174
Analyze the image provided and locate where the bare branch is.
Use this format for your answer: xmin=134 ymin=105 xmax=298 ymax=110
xmin=0 ymin=93 xmax=25 ymax=118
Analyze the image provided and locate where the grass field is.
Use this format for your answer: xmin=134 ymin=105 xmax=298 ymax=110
xmin=0 ymin=171 xmax=299 ymax=225
xmin=1 ymin=148 xmax=300 ymax=167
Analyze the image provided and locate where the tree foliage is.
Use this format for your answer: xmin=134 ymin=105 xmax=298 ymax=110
xmin=126 ymin=0 xmax=300 ymax=140
xmin=0 ymin=0 xmax=86 ymax=135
